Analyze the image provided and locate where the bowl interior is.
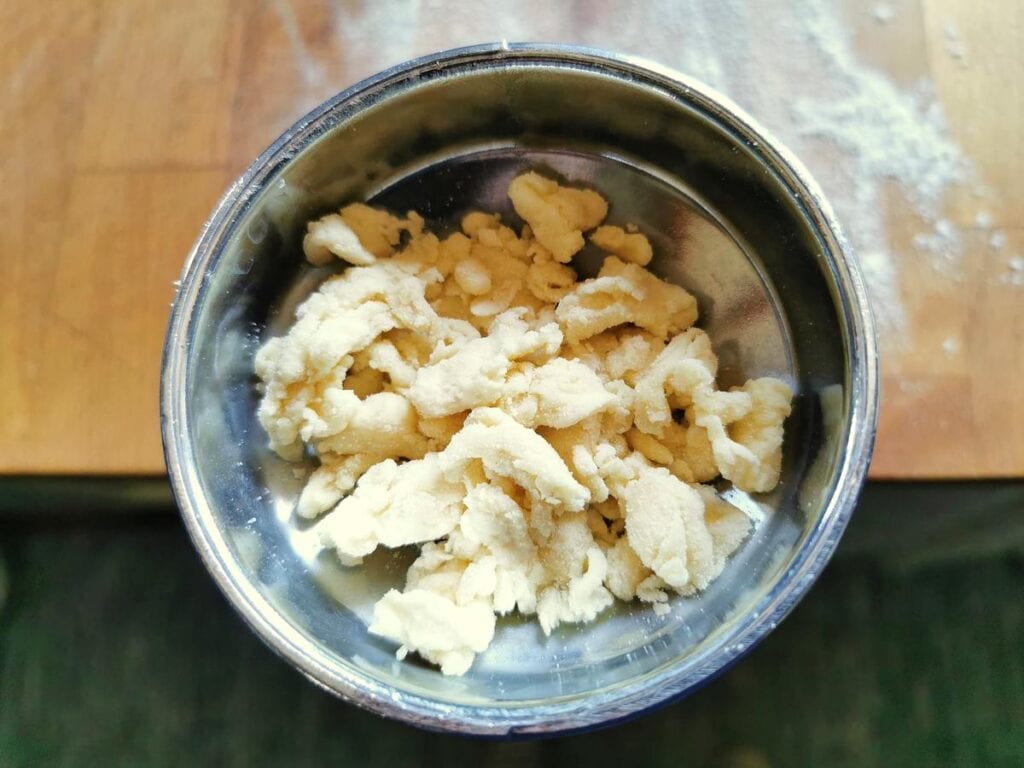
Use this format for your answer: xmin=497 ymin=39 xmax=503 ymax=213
xmin=174 ymin=51 xmax=857 ymax=723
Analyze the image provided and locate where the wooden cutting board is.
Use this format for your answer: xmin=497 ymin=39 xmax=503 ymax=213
xmin=1 ymin=0 xmax=1021 ymax=478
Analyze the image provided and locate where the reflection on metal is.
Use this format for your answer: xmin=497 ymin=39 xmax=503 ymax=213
xmin=161 ymin=44 xmax=877 ymax=735
xmin=799 ymin=383 xmax=845 ymax=517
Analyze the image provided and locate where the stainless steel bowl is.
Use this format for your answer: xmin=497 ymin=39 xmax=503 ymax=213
xmin=161 ymin=43 xmax=877 ymax=736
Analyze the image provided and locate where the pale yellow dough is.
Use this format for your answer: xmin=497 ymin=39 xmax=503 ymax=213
xmin=256 ymin=172 xmax=793 ymax=675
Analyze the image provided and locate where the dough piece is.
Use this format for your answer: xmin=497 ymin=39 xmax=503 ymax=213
xmin=535 ymin=512 xmax=614 ymax=633
xmin=540 ymin=417 xmax=633 ymax=504
xmin=459 ymin=212 xmax=531 ymax=262
xmin=302 ymin=214 xmax=377 ymax=266
xmin=406 ymin=310 xmax=562 ymax=418
xmin=604 ymin=536 xmax=670 ymax=610
xmin=255 ymin=304 xmax=393 ymax=457
xmin=416 ymin=411 xmax=469 ymax=452
xmin=626 ymin=428 xmax=675 ymax=466
xmin=604 ymin=536 xmax=647 ymax=601
xmin=607 ymin=484 xmax=749 ymax=608
xmin=296 ymin=452 xmax=384 ymax=519
xmin=620 ymin=461 xmax=718 ymax=593
xmin=344 ymin=355 xmax=388 ymax=398
xmin=319 ymin=454 xmax=464 ymax=560
xmin=369 ymin=589 xmax=496 ymax=676
xmin=697 ymin=485 xmax=753 ymax=576
xmin=500 ymin=358 xmax=616 ymax=429
xmin=439 ymin=408 xmax=590 ymax=512
xmin=555 ymin=256 xmax=698 ymax=343
xmin=429 ymin=217 xmax=535 ymax=322
xmin=453 ymin=257 xmax=493 ymax=296
xmin=695 ymin=378 xmax=793 ymax=493
xmin=315 ymin=392 xmax=428 ymax=460
xmin=338 ymin=203 xmax=406 ymax=259
xmin=654 ymin=421 xmax=720 ymax=484
xmin=451 ymin=484 xmax=546 ymax=614
xmin=590 ymin=224 xmax=653 ymax=266
xmin=536 ymin=546 xmax=614 ymax=634
xmin=526 ymin=257 xmax=578 ymax=303
xmin=363 ymin=338 xmax=418 ymax=390
xmin=632 ymin=327 xmax=718 ymax=437
xmin=507 ymin=172 xmax=607 ymax=263
xmin=403 ymin=542 xmax=467 ymax=599
xmin=255 ymin=262 xmax=477 ymax=457
xmin=585 ymin=327 xmax=665 ymax=386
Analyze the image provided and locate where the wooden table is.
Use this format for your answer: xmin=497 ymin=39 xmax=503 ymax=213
xmin=2 ymin=0 xmax=1021 ymax=478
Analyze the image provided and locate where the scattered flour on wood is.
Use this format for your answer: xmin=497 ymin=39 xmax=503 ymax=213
xmin=327 ymin=0 xmax=1014 ymax=338
xmin=783 ymin=2 xmax=972 ymax=334
xmin=625 ymin=0 xmax=981 ymax=337
xmin=943 ymin=22 xmax=968 ymax=63
xmin=1002 ymin=256 xmax=1024 ymax=287
xmin=591 ymin=0 xmax=992 ymax=336
xmin=873 ymin=4 xmax=895 ymax=24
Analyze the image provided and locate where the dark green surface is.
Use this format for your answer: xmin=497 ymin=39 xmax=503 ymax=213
xmin=0 ymin=478 xmax=172 ymax=518
xmin=1 ymin=517 xmax=1022 ymax=767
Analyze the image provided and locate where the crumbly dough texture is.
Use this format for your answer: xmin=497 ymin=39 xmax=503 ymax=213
xmin=256 ymin=173 xmax=793 ymax=676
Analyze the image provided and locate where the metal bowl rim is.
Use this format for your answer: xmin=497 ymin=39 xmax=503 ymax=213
xmin=160 ymin=42 xmax=878 ymax=737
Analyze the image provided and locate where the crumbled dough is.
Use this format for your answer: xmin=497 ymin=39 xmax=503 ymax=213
xmin=416 ymin=411 xmax=468 ymax=451
xmin=619 ymin=463 xmax=716 ymax=592
xmin=586 ymin=327 xmax=664 ymax=385
xmin=655 ymin=421 xmax=720 ymax=484
xmin=439 ymin=408 xmax=590 ymax=512
xmin=453 ymin=257 xmax=492 ymax=296
xmin=698 ymin=484 xmax=754 ymax=575
xmin=454 ymin=484 xmax=545 ymax=614
xmin=633 ymin=327 xmax=718 ymax=436
xmin=256 ymin=172 xmax=793 ymax=675
xmin=527 ymin=256 xmax=577 ymax=304
xmin=296 ymin=452 xmax=384 ymax=519
xmin=302 ymin=214 xmax=377 ymax=266
xmin=369 ymin=589 xmax=495 ymax=676
xmin=315 ymin=391 xmax=428 ymax=459
xmin=508 ymin=171 xmax=608 ymax=263
xmin=500 ymin=358 xmax=616 ymax=429
xmin=590 ymin=225 xmax=654 ymax=266
xmin=694 ymin=377 xmax=794 ymax=493
xmin=318 ymin=454 xmax=463 ymax=560
xmin=626 ymin=427 xmax=675 ymax=466
xmin=404 ymin=310 xmax=562 ymax=418
xmin=555 ymin=256 xmax=699 ymax=343
xmin=338 ymin=203 xmax=408 ymax=259
xmin=254 ymin=261 xmax=475 ymax=458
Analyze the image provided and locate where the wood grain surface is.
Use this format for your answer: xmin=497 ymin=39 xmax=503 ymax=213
xmin=1 ymin=0 xmax=1021 ymax=477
